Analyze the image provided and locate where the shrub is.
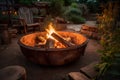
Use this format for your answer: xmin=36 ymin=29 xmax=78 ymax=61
xmin=78 ymin=4 xmax=89 ymax=16
xmin=48 ymin=0 xmax=64 ymax=18
xmin=96 ymin=2 xmax=120 ymax=80
xmin=86 ymin=0 xmax=99 ymax=13
xmin=64 ymin=6 xmax=86 ymax=24
xmin=64 ymin=0 xmax=76 ymax=6
xmin=18 ymin=0 xmax=33 ymax=5
xmin=68 ymin=14 xmax=85 ymax=24
xmin=71 ymin=2 xmax=79 ymax=8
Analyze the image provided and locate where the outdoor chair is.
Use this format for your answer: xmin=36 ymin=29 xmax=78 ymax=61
xmin=18 ymin=7 xmax=43 ymax=34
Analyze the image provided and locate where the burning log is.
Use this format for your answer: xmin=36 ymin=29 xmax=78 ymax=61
xmin=45 ymin=38 xmax=55 ymax=48
xmin=51 ymin=32 xmax=74 ymax=47
xmin=34 ymin=36 xmax=46 ymax=48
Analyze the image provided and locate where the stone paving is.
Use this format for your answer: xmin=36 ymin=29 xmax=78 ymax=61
xmin=67 ymin=21 xmax=97 ymax=32
xmin=0 ymin=22 xmax=101 ymax=80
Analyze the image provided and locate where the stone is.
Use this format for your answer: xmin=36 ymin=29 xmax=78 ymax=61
xmin=0 ymin=65 xmax=26 ymax=80
xmin=81 ymin=24 xmax=98 ymax=32
xmin=85 ymin=21 xmax=97 ymax=27
xmin=80 ymin=61 xmax=99 ymax=78
xmin=89 ymin=27 xmax=98 ymax=33
xmin=80 ymin=24 xmax=100 ymax=40
xmin=81 ymin=24 xmax=90 ymax=30
xmin=68 ymin=72 xmax=90 ymax=80
xmin=80 ymin=29 xmax=92 ymax=37
xmin=80 ymin=29 xmax=88 ymax=34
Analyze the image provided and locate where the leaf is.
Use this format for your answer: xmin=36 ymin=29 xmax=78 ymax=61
xmin=114 ymin=58 xmax=120 ymax=63
xmin=107 ymin=69 xmax=120 ymax=76
xmin=114 ymin=53 xmax=120 ymax=58
xmin=97 ymin=62 xmax=110 ymax=77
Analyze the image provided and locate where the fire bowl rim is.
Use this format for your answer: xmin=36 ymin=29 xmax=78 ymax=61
xmin=18 ymin=31 xmax=88 ymax=51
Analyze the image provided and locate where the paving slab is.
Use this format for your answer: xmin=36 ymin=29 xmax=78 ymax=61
xmin=67 ymin=21 xmax=97 ymax=32
xmin=80 ymin=61 xmax=99 ymax=78
xmin=68 ymin=72 xmax=90 ymax=80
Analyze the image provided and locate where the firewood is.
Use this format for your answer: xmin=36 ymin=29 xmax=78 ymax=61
xmin=35 ymin=36 xmax=46 ymax=48
xmin=34 ymin=42 xmax=45 ymax=48
xmin=51 ymin=32 xmax=74 ymax=47
xmin=45 ymin=38 xmax=55 ymax=48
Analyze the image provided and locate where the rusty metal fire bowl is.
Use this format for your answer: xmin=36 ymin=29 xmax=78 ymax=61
xmin=18 ymin=31 xmax=88 ymax=66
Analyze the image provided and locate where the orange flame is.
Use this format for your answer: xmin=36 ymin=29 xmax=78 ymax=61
xmin=46 ymin=23 xmax=57 ymax=41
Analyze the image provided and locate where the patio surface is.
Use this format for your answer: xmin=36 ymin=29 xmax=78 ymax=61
xmin=0 ymin=23 xmax=101 ymax=80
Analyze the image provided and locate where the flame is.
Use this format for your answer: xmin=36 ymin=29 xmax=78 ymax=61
xmin=46 ymin=23 xmax=57 ymax=41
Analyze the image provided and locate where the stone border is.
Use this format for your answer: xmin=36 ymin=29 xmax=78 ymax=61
xmin=68 ymin=61 xmax=99 ymax=80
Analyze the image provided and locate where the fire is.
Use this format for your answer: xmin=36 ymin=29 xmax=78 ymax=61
xmin=46 ymin=23 xmax=57 ymax=41
xmin=29 ymin=22 xmax=75 ymax=48
xmin=45 ymin=22 xmax=67 ymax=48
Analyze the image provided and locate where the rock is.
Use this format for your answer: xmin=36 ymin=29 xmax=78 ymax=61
xmin=68 ymin=72 xmax=90 ymax=80
xmin=81 ymin=24 xmax=98 ymax=32
xmin=0 ymin=65 xmax=26 ymax=80
xmin=80 ymin=29 xmax=92 ymax=37
xmin=80 ymin=61 xmax=99 ymax=78
xmin=80 ymin=24 xmax=100 ymax=39
xmin=81 ymin=24 xmax=90 ymax=30
xmin=89 ymin=27 xmax=98 ymax=33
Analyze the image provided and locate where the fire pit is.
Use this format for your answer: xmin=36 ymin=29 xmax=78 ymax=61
xmin=18 ymin=23 xmax=88 ymax=66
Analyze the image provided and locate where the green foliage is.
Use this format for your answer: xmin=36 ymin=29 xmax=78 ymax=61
xmin=96 ymin=2 xmax=120 ymax=80
xmin=68 ymin=14 xmax=85 ymax=24
xmin=71 ymin=3 xmax=79 ymax=8
xmin=77 ymin=0 xmax=88 ymax=3
xmin=19 ymin=0 xmax=31 ymax=5
xmin=76 ymin=0 xmax=99 ymax=13
xmin=64 ymin=0 xmax=76 ymax=6
xmin=47 ymin=0 xmax=64 ymax=18
xmin=65 ymin=7 xmax=82 ymax=16
xmin=64 ymin=4 xmax=86 ymax=24
xmin=86 ymin=0 xmax=99 ymax=13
